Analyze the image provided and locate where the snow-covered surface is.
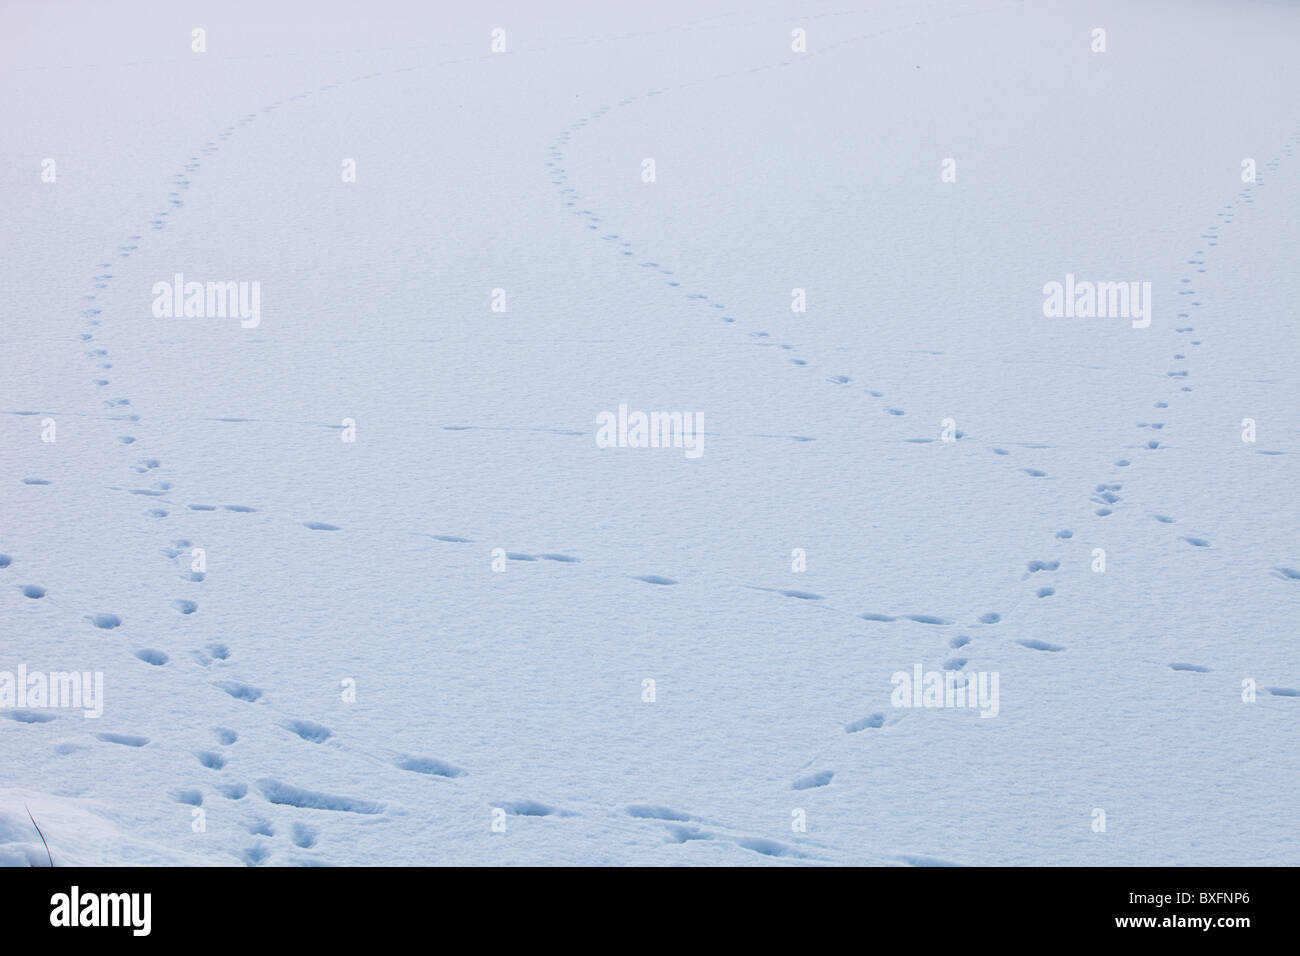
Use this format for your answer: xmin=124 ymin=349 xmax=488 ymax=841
xmin=2 ymin=0 xmax=1297 ymax=866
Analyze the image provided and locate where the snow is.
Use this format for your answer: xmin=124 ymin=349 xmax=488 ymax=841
xmin=2 ymin=0 xmax=1298 ymax=866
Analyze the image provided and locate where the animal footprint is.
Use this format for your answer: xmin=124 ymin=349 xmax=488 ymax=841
xmin=396 ymin=756 xmax=466 ymax=778
xmin=844 ymin=714 xmax=884 ymax=733
xmin=792 ymin=770 xmax=834 ymax=790
xmin=100 ymin=732 xmax=149 ymax=747
xmin=633 ymin=575 xmax=676 ymax=585
xmin=291 ymin=823 xmax=318 ymax=848
xmin=285 ymin=719 xmax=331 ymax=743
xmin=214 ymin=680 xmax=261 ymax=702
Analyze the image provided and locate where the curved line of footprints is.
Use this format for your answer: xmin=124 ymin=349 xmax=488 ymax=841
xmin=7 ymin=2 xmax=1297 ymax=864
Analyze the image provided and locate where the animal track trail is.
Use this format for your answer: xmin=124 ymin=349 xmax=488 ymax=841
xmin=545 ymin=0 xmax=1109 ymax=679
xmin=546 ymin=5 xmax=1022 ymax=427
xmin=596 ymin=801 xmax=833 ymax=861
xmin=32 ymin=25 xmax=870 ymax=858
xmin=39 ymin=12 xmax=1296 ymax=859
xmin=404 ymin=507 xmax=999 ymax=747
xmin=414 ymin=528 xmax=975 ymax=761
xmin=58 ymin=51 xmax=419 ymax=810
xmin=975 ymin=125 xmax=1300 ymax=683
xmin=1075 ymin=154 xmax=1287 ymax=555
